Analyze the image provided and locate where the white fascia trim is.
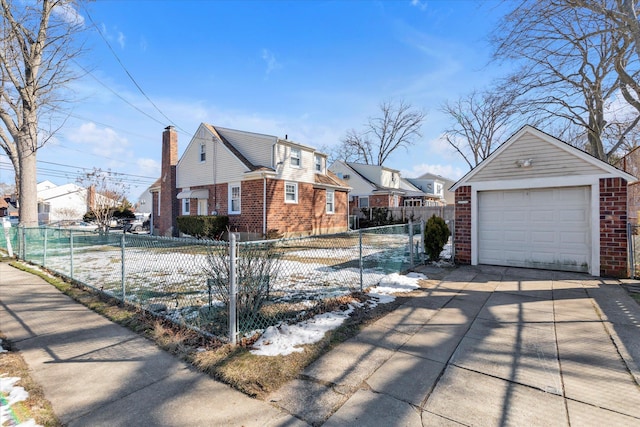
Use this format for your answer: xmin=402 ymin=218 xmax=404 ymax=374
xmin=469 ymin=175 xmax=605 ymax=191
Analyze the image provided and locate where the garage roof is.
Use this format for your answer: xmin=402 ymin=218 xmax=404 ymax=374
xmin=451 ymin=125 xmax=637 ymax=191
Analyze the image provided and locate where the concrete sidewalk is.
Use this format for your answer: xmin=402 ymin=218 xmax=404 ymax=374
xmin=269 ymin=264 xmax=640 ymax=426
xmin=0 ymin=262 xmax=302 ymax=427
xmin=3 ymin=261 xmax=640 ymax=426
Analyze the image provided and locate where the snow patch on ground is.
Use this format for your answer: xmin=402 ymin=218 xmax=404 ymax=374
xmin=0 ymin=340 xmax=41 ymax=427
xmin=250 ymin=272 xmax=426 ymax=356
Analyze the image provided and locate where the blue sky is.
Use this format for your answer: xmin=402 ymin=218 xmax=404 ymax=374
xmin=0 ymin=0 xmax=510 ymax=201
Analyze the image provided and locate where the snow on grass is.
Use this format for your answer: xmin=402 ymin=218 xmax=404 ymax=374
xmin=250 ymin=305 xmax=358 ymax=356
xmin=0 ymin=340 xmax=41 ymax=427
xmin=250 ymin=272 xmax=427 ymax=356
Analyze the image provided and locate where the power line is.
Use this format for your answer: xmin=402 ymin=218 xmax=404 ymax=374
xmin=81 ymin=5 xmax=189 ymax=135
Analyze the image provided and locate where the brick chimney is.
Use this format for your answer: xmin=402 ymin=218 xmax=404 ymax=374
xmin=159 ymin=126 xmax=179 ymax=236
xmin=87 ymin=185 xmax=96 ymax=212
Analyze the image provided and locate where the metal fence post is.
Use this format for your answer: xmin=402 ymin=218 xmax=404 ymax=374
xmin=420 ymin=219 xmax=425 ymax=264
xmin=628 ymin=222 xmax=635 ymax=278
xmin=19 ymin=225 xmax=25 ymax=259
xmin=70 ymin=231 xmax=74 ymax=280
xmin=229 ymin=233 xmax=237 ymax=345
xmin=359 ymin=229 xmax=363 ymax=292
xmin=409 ymin=219 xmax=414 ymax=268
xmin=43 ymin=227 xmax=47 ymax=267
xmin=121 ymin=233 xmax=126 ymax=301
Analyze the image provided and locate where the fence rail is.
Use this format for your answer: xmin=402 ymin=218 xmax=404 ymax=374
xmin=1 ymin=221 xmax=438 ymax=343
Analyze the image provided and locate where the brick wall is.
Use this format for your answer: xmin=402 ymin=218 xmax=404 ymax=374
xmin=600 ymin=177 xmax=628 ymax=278
xmin=454 ymin=186 xmax=471 ymax=265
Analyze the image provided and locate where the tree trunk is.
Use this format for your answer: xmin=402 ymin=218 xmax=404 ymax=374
xmin=18 ymin=137 xmax=38 ymax=227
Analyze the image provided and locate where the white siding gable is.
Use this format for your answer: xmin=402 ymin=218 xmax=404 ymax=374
xmin=276 ymin=142 xmax=317 ymax=184
xmin=177 ymin=124 xmax=249 ymax=188
xmin=329 ymin=161 xmax=375 ymax=195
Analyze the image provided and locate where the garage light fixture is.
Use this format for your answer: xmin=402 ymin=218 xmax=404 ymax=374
xmin=515 ymin=159 xmax=534 ymax=168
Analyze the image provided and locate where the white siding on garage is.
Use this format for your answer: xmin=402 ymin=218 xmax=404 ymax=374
xmin=469 ymin=134 xmax=606 ymax=182
xmin=478 ymin=187 xmax=591 ymax=272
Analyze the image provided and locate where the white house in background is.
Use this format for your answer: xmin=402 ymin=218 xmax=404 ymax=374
xmin=329 ymin=161 xmax=405 ymax=214
xmin=406 ymin=173 xmax=456 ymax=205
xmin=37 ymin=181 xmax=90 ymax=223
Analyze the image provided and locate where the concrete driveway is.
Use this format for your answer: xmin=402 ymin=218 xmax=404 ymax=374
xmin=270 ymin=264 xmax=640 ymax=426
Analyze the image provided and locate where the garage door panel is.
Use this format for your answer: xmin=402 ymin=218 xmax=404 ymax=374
xmin=478 ymin=187 xmax=590 ymax=273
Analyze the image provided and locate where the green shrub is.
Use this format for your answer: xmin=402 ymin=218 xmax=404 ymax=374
xmin=177 ymin=215 xmax=229 ymax=239
xmin=424 ymin=214 xmax=450 ymax=261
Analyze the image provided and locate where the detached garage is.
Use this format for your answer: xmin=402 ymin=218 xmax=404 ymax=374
xmin=451 ymin=125 xmax=636 ymax=277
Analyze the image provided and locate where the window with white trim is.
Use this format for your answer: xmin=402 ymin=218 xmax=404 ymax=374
xmin=358 ymin=196 xmax=369 ymax=208
xmin=229 ymin=183 xmax=241 ymax=214
xmin=290 ymin=147 xmax=301 ymax=167
xmin=200 ymin=143 xmax=206 ymax=162
xmin=314 ymin=154 xmax=322 ymax=173
xmin=285 ymin=182 xmax=298 ymax=203
xmin=326 ymin=190 xmax=334 ymax=214
xmin=182 ymin=198 xmax=190 ymax=215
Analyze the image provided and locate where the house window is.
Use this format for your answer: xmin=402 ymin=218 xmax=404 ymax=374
xmin=358 ymin=196 xmax=369 ymax=208
xmin=229 ymin=183 xmax=241 ymax=214
xmin=197 ymin=199 xmax=208 ymax=215
xmin=182 ymin=198 xmax=190 ymax=215
xmin=200 ymin=143 xmax=206 ymax=162
xmin=326 ymin=190 xmax=334 ymax=214
xmin=290 ymin=147 xmax=301 ymax=167
xmin=315 ymin=155 xmax=322 ymax=173
xmin=285 ymin=182 xmax=298 ymax=203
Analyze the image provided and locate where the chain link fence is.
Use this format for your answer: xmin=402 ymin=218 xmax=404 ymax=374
xmin=629 ymin=223 xmax=640 ymax=278
xmin=1 ymin=221 xmax=439 ymax=342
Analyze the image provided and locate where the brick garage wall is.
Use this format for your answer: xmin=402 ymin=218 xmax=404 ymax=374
xmin=454 ymin=186 xmax=471 ymax=265
xmin=600 ymin=177 xmax=628 ymax=278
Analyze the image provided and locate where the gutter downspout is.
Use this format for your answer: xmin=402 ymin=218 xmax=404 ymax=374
xmin=263 ymin=173 xmax=267 ymax=237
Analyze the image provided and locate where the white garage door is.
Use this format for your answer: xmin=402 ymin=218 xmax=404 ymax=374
xmin=478 ymin=187 xmax=591 ymax=272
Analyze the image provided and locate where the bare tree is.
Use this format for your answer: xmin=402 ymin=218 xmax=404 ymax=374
xmin=441 ymin=89 xmax=523 ymax=168
xmin=492 ymin=0 xmax=638 ymax=162
xmin=335 ymin=100 xmax=426 ymax=166
xmin=567 ymin=0 xmax=640 ymax=117
xmin=77 ymin=168 xmax=128 ymax=234
xmin=0 ymin=0 xmax=84 ymax=226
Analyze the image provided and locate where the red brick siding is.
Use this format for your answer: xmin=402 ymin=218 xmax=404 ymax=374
xmin=159 ymin=127 xmax=179 ymax=237
xmin=600 ymin=177 xmax=628 ymax=278
xmin=454 ymin=186 xmax=471 ymax=265
xmin=179 ymin=179 xmax=348 ymax=238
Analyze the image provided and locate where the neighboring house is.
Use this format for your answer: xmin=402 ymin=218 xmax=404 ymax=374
xmin=406 ymin=173 xmax=456 ymax=205
xmin=150 ymin=125 xmax=350 ymax=239
xmin=36 ymin=181 xmax=91 ymax=223
xmin=451 ymin=125 xmax=636 ymax=278
xmin=1 ymin=194 xmax=18 ymax=221
xmin=34 ymin=180 xmax=120 ymax=224
xmin=615 ymin=146 xmax=640 ymax=224
xmin=329 ymin=161 xmax=407 ymax=214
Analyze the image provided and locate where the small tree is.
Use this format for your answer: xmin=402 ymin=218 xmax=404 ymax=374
xmin=204 ymin=241 xmax=281 ymax=324
xmin=424 ymin=214 xmax=450 ymax=262
xmin=77 ymin=168 xmax=129 ymax=234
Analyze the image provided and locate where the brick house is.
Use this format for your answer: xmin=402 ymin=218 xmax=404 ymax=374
xmin=150 ymin=124 xmax=350 ymax=239
xmin=451 ymin=125 xmax=636 ymax=278
xmin=329 ymin=161 xmax=439 ymax=214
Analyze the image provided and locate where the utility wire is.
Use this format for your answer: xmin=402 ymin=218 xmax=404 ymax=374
xmin=81 ymin=4 xmax=189 ymax=135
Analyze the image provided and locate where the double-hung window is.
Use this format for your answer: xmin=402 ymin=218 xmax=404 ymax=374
xmin=229 ymin=183 xmax=241 ymax=214
xmin=314 ymin=155 xmax=322 ymax=173
xmin=326 ymin=190 xmax=334 ymax=214
xmin=358 ymin=196 xmax=369 ymax=208
xmin=199 ymin=143 xmax=206 ymax=162
xmin=285 ymin=182 xmax=298 ymax=203
xmin=182 ymin=198 xmax=190 ymax=215
xmin=290 ymin=147 xmax=301 ymax=167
